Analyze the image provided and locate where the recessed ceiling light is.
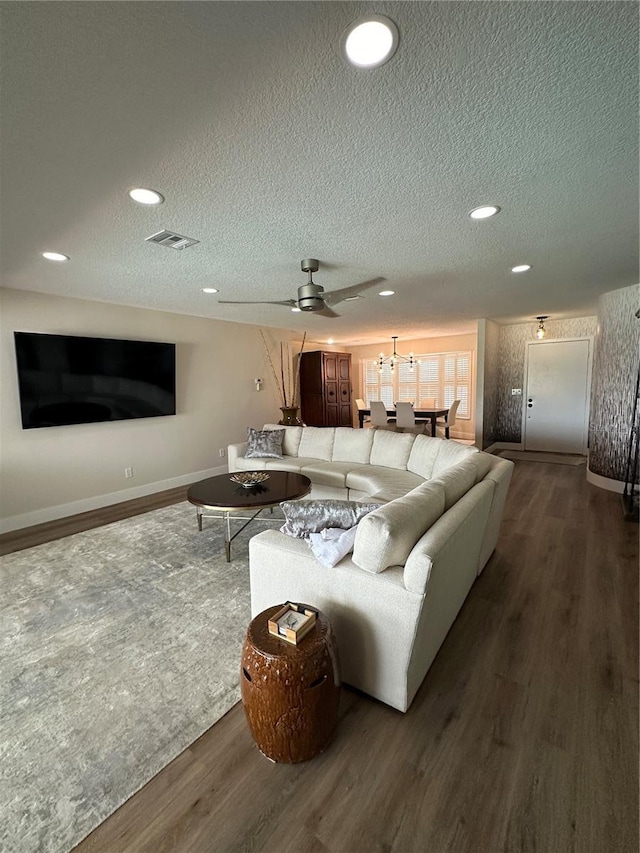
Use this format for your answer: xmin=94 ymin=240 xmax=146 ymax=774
xmin=41 ymin=251 xmax=70 ymax=262
xmin=327 ymin=338 xmax=335 ymax=345
xmin=511 ymin=264 xmax=532 ymax=273
xmin=202 ymin=287 xmax=219 ymax=294
xmin=343 ymin=15 xmax=399 ymax=69
xmin=128 ymin=187 xmax=164 ymax=205
xmin=291 ymin=307 xmax=302 ymax=313
xmin=468 ymin=205 xmax=501 ymax=220
xmin=379 ymin=290 xmax=395 ymax=297
xmin=344 ymin=295 xmax=362 ymax=302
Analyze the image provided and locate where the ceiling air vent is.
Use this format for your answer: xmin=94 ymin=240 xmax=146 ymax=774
xmin=145 ymin=230 xmax=200 ymax=250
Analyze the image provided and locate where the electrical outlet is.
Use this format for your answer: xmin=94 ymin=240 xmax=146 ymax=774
xmin=219 ymin=448 xmax=226 ymax=458
xmin=124 ymin=467 xmax=133 ymax=479
xmin=511 ymin=388 xmax=522 ymax=396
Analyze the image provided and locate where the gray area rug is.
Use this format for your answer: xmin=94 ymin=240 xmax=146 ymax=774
xmin=497 ymin=450 xmax=586 ymax=466
xmin=0 ymin=501 xmax=282 ymax=853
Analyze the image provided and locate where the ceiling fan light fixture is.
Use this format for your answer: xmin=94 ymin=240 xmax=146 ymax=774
xmin=469 ymin=205 xmax=501 ymax=220
xmin=291 ymin=306 xmax=302 ymax=313
xmin=343 ymin=15 xmax=399 ymax=68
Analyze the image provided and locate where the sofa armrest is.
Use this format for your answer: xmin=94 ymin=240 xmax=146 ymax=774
xmin=228 ymin=441 xmax=248 ymax=472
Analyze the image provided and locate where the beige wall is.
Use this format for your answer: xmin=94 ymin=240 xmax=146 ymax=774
xmin=0 ymin=289 xmax=295 ymax=531
xmin=343 ymin=333 xmax=478 ymax=439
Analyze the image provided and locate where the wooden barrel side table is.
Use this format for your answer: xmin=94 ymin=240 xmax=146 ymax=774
xmin=241 ymin=605 xmax=341 ymax=763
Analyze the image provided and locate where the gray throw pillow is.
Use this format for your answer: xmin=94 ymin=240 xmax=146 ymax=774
xmin=245 ymin=427 xmax=285 ymax=459
xmin=279 ymin=499 xmax=383 ymax=538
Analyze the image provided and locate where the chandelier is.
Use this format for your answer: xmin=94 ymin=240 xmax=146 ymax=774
xmin=374 ymin=336 xmax=417 ymax=372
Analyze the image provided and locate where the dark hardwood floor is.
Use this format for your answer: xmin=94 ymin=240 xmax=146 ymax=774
xmin=5 ymin=463 xmax=638 ymax=852
xmin=0 ymin=486 xmax=188 ymax=556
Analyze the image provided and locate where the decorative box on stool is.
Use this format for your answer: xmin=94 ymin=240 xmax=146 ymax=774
xmin=241 ymin=604 xmax=341 ymax=763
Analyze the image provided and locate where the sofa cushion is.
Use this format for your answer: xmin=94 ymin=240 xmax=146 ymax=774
xmin=234 ymin=456 xmax=268 ymax=471
xmin=407 ymin=434 xmax=443 ymax=479
xmin=429 ymin=457 xmax=477 ymax=510
xmin=345 ymin=466 xmax=424 ymax=498
xmin=301 ymin=461 xmax=361 ymax=489
xmin=332 ymin=427 xmax=374 ymax=463
xmin=370 ymin=430 xmax=416 ymax=469
xmin=263 ymin=423 xmax=303 ymax=457
xmin=352 ymin=481 xmax=446 ymax=574
xmin=280 ymin=499 xmax=382 ymax=538
xmin=264 ymin=456 xmax=319 ymax=473
xmin=245 ymin=427 xmax=284 ymax=458
xmin=472 ymin=451 xmax=493 ymax=482
xmin=298 ymin=427 xmax=335 ymax=461
xmin=431 ymin=439 xmax=478 ymax=476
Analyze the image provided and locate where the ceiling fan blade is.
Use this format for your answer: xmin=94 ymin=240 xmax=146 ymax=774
xmin=314 ymin=305 xmax=340 ymax=318
xmin=323 ymin=276 xmax=387 ymax=306
xmin=218 ymin=298 xmax=297 ymax=307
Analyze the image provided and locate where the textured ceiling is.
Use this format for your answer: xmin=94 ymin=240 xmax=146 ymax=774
xmin=1 ymin=1 xmax=638 ymax=346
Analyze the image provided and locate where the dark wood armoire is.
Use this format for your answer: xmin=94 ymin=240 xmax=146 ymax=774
xmin=299 ymin=351 xmax=353 ymax=427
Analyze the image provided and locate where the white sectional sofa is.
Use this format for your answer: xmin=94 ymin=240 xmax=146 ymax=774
xmin=228 ymin=425 xmax=514 ymax=712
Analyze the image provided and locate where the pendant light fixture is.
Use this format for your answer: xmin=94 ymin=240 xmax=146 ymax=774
xmin=374 ymin=336 xmax=417 ymax=372
xmin=535 ymin=316 xmax=548 ymax=339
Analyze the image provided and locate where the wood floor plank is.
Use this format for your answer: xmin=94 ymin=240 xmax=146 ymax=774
xmin=6 ymin=461 xmax=635 ymax=853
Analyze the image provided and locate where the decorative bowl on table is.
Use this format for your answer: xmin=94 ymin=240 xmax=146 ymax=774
xmin=229 ymin=472 xmax=271 ymax=488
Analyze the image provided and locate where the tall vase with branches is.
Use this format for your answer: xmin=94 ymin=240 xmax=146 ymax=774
xmin=260 ymin=330 xmax=307 ymax=424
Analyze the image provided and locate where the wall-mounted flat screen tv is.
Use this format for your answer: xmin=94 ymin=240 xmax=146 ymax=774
xmin=14 ymin=332 xmax=176 ymax=429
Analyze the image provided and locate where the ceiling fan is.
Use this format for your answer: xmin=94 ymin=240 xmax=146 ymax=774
xmin=217 ymin=259 xmax=385 ymax=318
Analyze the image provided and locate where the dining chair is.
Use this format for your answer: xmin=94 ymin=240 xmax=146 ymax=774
xmin=415 ymin=398 xmax=437 ymax=432
xmin=355 ymin=398 xmax=371 ymax=427
xmin=435 ymin=399 xmax=461 ymax=439
xmin=394 ymin=401 xmax=425 ymax=435
xmin=370 ymin=400 xmax=396 ymax=430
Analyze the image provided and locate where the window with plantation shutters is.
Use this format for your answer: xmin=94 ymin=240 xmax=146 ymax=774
xmin=362 ymin=351 xmax=472 ymax=419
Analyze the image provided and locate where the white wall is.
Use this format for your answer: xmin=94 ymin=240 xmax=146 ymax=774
xmin=0 ymin=289 xmax=294 ymax=531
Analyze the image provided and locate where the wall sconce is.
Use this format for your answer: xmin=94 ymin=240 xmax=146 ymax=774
xmin=535 ymin=316 xmax=548 ymax=339
xmin=254 ymin=378 xmax=262 ymax=391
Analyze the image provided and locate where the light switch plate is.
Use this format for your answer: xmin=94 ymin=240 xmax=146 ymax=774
xmin=511 ymin=388 xmax=522 ymax=395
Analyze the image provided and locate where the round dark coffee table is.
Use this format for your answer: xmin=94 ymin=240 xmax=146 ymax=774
xmin=241 ymin=604 xmax=341 ymax=763
xmin=187 ymin=471 xmax=311 ymax=561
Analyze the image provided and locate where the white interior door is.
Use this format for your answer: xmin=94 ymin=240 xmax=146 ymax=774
xmin=525 ymin=339 xmax=591 ymax=453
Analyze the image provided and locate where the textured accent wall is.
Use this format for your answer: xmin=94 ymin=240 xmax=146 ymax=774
xmin=482 ymin=320 xmax=500 ymax=449
xmin=588 ymin=284 xmax=640 ymax=481
xmin=495 ymin=316 xmax=598 ymax=443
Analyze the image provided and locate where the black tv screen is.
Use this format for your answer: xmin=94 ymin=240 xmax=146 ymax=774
xmin=14 ymin=332 xmax=176 ymax=429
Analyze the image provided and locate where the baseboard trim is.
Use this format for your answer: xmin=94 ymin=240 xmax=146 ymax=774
xmin=483 ymin=441 xmax=524 ymax=455
xmin=585 ymin=465 xmax=626 ymax=494
xmin=0 ymin=466 xmax=227 ymax=534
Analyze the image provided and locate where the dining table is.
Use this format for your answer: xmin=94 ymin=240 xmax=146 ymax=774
xmin=357 ymin=406 xmax=451 ymax=437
